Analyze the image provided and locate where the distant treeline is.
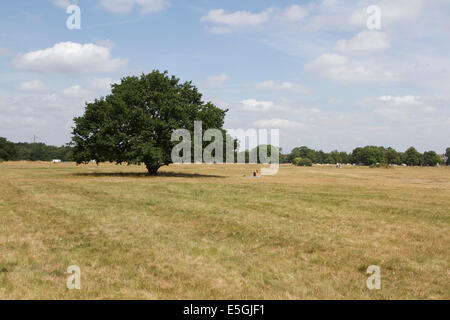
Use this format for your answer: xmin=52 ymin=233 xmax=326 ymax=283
xmin=218 ymin=144 xmax=448 ymax=166
xmin=1 ymin=137 xmax=448 ymax=166
xmin=0 ymin=137 xmax=73 ymax=162
xmin=282 ymin=146 xmax=449 ymax=166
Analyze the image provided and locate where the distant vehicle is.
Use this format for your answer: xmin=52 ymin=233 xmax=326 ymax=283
xmin=52 ymin=159 xmax=62 ymax=163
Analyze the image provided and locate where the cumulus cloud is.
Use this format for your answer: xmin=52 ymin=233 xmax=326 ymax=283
xmin=60 ymin=78 xmax=115 ymax=99
xmin=0 ymin=92 xmax=85 ymax=145
xmin=239 ymin=98 xmax=321 ymax=123
xmin=18 ymin=79 xmax=49 ymax=93
xmin=378 ymin=95 xmax=423 ymax=106
xmin=364 ymin=95 xmax=443 ymax=121
xmin=304 ymin=28 xmax=395 ymax=84
xmin=12 ymin=42 xmax=127 ymax=74
xmin=95 ymin=39 xmax=115 ymax=49
xmin=305 ymin=53 xmax=348 ymax=69
xmin=201 ymin=5 xmax=308 ymax=33
xmin=334 ymin=31 xmax=390 ymax=55
xmin=253 ymin=118 xmax=301 ymax=129
xmin=0 ymin=76 xmax=118 ymax=144
xmin=305 ymin=53 xmax=400 ymax=84
xmin=206 ymin=74 xmax=229 ymax=87
xmin=250 ymin=80 xmax=308 ymax=94
xmin=86 ymin=77 xmax=116 ymax=91
xmin=60 ymin=85 xmax=91 ymax=99
xmin=201 ymin=8 xmax=274 ymax=33
xmin=373 ymin=95 xmax=422 ymax=119
xmin=99 ymin=0 xmax=169 ymax=14
xmin=276 ymin=5 xmax=308 ymax=23
xmin=241 ymin=99 xmax=275 ymax=112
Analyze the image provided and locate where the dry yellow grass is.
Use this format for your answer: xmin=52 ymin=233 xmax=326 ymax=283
xmin=0 ymin=161 xmax=449 ymax=299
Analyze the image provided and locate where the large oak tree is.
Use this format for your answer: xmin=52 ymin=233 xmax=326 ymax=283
xmin=71 ymin=70 xmax=227 ymax=175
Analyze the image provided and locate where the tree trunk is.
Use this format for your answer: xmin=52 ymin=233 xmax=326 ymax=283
xmin=145 ymin=163 xmax=160 ymax=176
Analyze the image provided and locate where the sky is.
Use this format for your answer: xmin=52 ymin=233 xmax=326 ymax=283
xmin=0 ymin=0 xmax=449 ymax=153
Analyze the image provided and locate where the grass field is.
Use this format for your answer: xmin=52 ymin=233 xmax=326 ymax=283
xmin=0 ymin=161 xmax=449 ymax=299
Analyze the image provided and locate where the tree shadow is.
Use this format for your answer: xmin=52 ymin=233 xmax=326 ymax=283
xmin=73 ymin=171 xmax=225 ymax=179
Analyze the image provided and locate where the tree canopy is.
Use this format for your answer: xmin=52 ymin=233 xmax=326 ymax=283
xmin=0 ymin=137 xmax=17 ymax=161
xmin=422 ymin=151 xmax=442 ymax=166
xmin=71 ymin=70 xmax=228 ymax=175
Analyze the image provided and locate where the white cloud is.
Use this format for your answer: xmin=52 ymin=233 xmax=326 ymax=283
xmin=329 ymin=66 xmax=399 ymax=84
xmin=305 ymin=53 xmax=348 ymax=69
xmin=61 ymin=78 xmax=115 ymax=98
xmin=334 ymin=31 xmax=390 ymax=55
xmin=99 ymin=0 xmax=169 ymax=14
xmin=206 ymin=74 xmax=229 ymax=87
xmin=201 ymin=8 xmax=274 ymax=28
xmin=254 ymin=118 xmax=302 ymax=129
xmin=18 ymin=79 xmax=49 ymax=93
xmin=276 ymin=5 xmax=308 ymax=23
xmin=241 ymin=99 xmax=275 ymax=112
xmin=378 ymin=95 xmax=423 ymax=106
xmin=0 ymin=92 xmax=86 ymax=145
xmin=366 ymin=95 xmax=442 ymax=121
xmin=305 ymin=53 xmax=400 ymax=84
xmin=201 ymin=5 xmax=308 ymax=33
xmin=60 ymin=85 xmax=91 ymax=99
xmin=304 ymin=26 xmax=395 ymax=85
xmin=0 ymin=76 xmax=118 ymax=144
xmin=12 ymin=42 xmax=127 ymax=74
xmin=238 ymin=98 xmax=322 ymax=118
xmin=203 ymin=95 xmax=229 ymax=109
xmin=301 ymin=0 xmax=358 ymax=32
xmin=251 ymin=80 xmax=308 ymax=94
xmin=84 ymin=77 xmax=117 ymax=92
xmin=95 ymin=39 xmax=115 ymax=49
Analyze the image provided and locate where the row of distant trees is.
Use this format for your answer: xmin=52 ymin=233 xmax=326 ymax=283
xmin=1 ymin=136 xmax=447 ymax=167
xmin=0 ymin=137 xmax=73 ymax=162
xmin=282 ymin=146 xmax=450 ymax=167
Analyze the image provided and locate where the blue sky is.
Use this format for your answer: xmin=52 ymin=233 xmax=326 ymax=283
xmin=0 ymin=0 xmax=449 ymax=153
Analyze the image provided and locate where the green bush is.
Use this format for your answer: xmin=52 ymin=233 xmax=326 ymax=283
xmin=297 ymin=158 xmax=313 ymax=167
xmin=293 ymin=157 xmax=302 ymax=166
